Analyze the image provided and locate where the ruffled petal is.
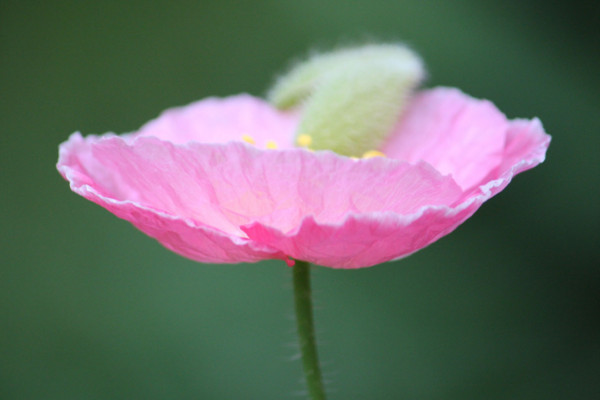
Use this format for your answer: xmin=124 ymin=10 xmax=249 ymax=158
xmin=493 ymin=118 xmax=549 ymax=180
xmin=383 ymin=87 xmax=508 ymax=191
xmin=241 ymin=111 xmax=550 ymax=269
xmin=57 ymin=133 xmax=287 ymax=264
xmin=466 ymin=117 xmax=550 ymax=200
xmin=241 ymin=206 xmax=478 ymax=269
xmin=135 ymin=94 xmax=299 ymax=149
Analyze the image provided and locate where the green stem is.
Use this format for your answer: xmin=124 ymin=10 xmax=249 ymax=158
xmin=293 ymin=260 xmax=326 ymax=400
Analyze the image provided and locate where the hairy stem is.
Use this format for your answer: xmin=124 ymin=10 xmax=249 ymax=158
xmin=293 ymin=260 xmax=326 ymax=400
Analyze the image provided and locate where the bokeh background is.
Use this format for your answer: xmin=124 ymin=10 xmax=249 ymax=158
xmin=2 ymin=1 xmax=598 ymax=399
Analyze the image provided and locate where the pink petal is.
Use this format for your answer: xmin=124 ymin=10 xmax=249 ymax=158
xmin=467 ymin=117 xmax=550 ymax=199
xmin=135 ymin=94 xmax=299 ymax=149
xmin=242 ymin=107 xmax=550 ymax=269
xmin=57 ymin=133 xmax=287 ymax=264
xmin=242 ymin=207 xmax=478 ymax=269
xmin=383 ymin=87 xmax=508 ymax=191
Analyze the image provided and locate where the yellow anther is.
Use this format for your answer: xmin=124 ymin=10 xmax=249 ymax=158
xmin=296 ymin=134 xmax=313 ymax=148
xmin=362 ymin=150 xmax=386 ymax=159
xmin=266 ymin=140 xmax=278 ymax=149
xmin=241 ymin=134 xmax=256 ymax=145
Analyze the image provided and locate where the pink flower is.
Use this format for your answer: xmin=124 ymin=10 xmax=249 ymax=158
xmin=57 ymin=87 xmax=550 ymax=268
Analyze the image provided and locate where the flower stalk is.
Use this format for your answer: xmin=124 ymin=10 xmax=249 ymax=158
xmin=293 ymin=260 xmax=326 ymax=400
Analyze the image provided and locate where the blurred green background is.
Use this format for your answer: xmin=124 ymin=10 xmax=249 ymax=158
xmin=2 ymin=1 xmax=598 ymax=399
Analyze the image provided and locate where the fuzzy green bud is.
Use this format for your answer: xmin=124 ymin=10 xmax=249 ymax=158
xmin=268 ymin=44 xmax=425 ymax=157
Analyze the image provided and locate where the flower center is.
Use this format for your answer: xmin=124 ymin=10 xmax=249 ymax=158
xmin=268 ymin=44 xmax=424 ymax=157
xmin=240 ymin=134 xmax=279 ymax=150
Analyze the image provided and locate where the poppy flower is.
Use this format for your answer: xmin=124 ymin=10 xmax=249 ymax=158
xmin=57 ymin=44 xmax=550 ymax=269
xmin=57 ymin=85 xmax=549 ymax=268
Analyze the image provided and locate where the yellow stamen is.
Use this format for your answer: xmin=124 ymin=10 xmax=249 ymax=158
xmin=362 ymin=150 xmax=386 ymax=159
xmin=296 ymin=134 xmax=313 ymax=148
xmin=241 ymin=134 xmax=256 ymax=145
xmin=266 ymin=140 xmax=278 ymax=149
